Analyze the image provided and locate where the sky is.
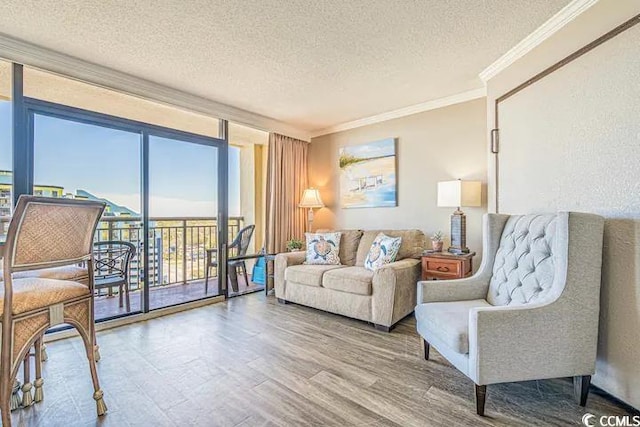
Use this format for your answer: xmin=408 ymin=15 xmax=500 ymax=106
xmin=0 ymin=101 xmax=241 ymax=216
xmin=340 ymin=137 xmax=395 ymax=159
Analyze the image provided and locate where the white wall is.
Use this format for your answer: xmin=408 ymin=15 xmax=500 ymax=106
xmin=310 ymin=99 xmax=487 ymax=267
xmin=486 ymin=0 xmax=640 ymax=409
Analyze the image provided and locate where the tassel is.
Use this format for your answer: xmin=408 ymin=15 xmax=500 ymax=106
xmin=34 ymin=378 xmax=44 ymax=403
xmin=41 ymin=344 xmax=49 ymax=362
xmin=93 ymin=390 xmax=107 ymax=416
xmin=10 ymin=380 xmax=22 ymax=411
xmin=21 ymin=381 xmax=34 ymax=407
xmin=94 ymin=345 xmax=101 ymax=363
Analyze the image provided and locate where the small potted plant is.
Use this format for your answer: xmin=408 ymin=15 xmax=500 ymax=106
xmin=286 ymin=238 xmax=304 ymax=252
xmin=430 ymin=231 xmax=444 ymax=252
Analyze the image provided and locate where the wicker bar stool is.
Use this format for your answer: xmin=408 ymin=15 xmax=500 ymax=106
xmin=0 ymin=196 xmax=107 ymax=426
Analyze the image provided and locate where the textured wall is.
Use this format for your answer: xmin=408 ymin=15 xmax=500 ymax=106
xmin=488 ymin=3 xmax=640 ymax=409
xmin=309 ymin=99 xmax=487 ymax=267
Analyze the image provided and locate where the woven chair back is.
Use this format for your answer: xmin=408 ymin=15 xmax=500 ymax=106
xmin=4 ymin=196 xmax=106 ymax=272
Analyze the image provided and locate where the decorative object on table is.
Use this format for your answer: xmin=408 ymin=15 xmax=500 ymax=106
xmin=205 ymin=224 xmax=255 ymax=295
xmin=298 ymin=188 xmax=324 ymax=232
xmin=339 ymin=138 xmax=397 ymax=208
xmin=437 ymin=179 xmax=481 ymax=254
xmin=93 ymin=241 xmax=136 ymax=313
xmin=430 ymin=231 xmax=444 ymax=252
xmin=304 ymin=232 xmax=342 ymax=265
xmin=0 ymin=195 xmax=108 ymax=427
xmin=364 ymin=233 xmax=402 ymax=271
xmin=285 ymin=238 xmax=304 ymax=252
xmin=421 ymin=251 xmax=475 ymax=280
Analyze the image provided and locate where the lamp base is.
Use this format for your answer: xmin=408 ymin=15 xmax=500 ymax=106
xmin=447 ymin=247 xmax=470 ymax=255
xmin=449 ymin=209 xmax=469 ymax=255
xmin=307 ymin=208 xmax=315 ymax=233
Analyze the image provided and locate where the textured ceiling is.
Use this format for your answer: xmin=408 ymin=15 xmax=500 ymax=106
xmin=0 ymin=0 xmax=570 ymax=132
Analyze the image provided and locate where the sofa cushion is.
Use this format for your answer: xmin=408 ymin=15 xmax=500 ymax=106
xmin=0 ymin=278 xmax=90 ymax=315
xmin=415 ymin=299 xmax=491 ymax=354
xmin=285 ymin=264 xmax=344 ymax=287
xmin=322 ymin=266 xmax=373 ymax=296
xmin=305 ymin=232 xmax=342 ymax=265
xmin=0 ymin=265 xmax=89 ymax=283
xmin=315 ymin=229 xmax=364 ymax=266
xmin=337 ymin=230 xmax=363 ymax=266
xmin=356 ymin=230 xmax=425 ymax=266
xmin=364 ymin=233 xmax=402 ymax=271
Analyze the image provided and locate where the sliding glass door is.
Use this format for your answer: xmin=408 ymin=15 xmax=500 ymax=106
xmin=32 ymin=113 xmax=143 ymax=321
xmin=148 ymin=134 xmax=223 ymax=309
xmin=20 ymin=97 xmax=228 ymax=320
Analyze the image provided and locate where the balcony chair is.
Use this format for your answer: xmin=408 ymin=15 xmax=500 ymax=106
xmin=205 ymin=224 xmax=255 ymax=295
xmin=0 ymin=196 xmax=107 ymax=426
xmin=93 ymin=241 xmax=136 ymax=313
xmin=415 ymin=212 xmax=604 ymax=416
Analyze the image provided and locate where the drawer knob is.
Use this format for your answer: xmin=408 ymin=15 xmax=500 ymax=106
xmin=436 ymin=266 xmax=450 ymax=272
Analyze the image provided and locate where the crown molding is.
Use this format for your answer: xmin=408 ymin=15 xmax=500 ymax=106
xmin=479 ymin=0 xmax=599 ymax=83
xmin=0 ymin=34 xmax=311 ymax=141
xmin=310 ymin=87 xmax=486 ymax=138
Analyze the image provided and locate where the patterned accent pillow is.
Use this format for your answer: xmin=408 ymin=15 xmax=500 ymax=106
xmin=364 ymin=233 xmax=402 ymax=271
xmin=304 ymin=232 xmax=342 ymax=265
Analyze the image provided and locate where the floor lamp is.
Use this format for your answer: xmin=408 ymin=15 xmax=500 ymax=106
xmin=299 ymin=188 xmax=324 ymax=232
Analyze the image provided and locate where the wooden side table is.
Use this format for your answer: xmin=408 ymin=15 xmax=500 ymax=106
xmin=421 ymin=252 xmax=476 ymax=280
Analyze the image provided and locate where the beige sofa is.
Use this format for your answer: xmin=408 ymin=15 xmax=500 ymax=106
xmin=275 ymin=229 xmax=425 ymax=331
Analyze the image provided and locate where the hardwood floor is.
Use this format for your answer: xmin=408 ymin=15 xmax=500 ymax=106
xmin=12 ymin=293 xmax=635 ymax=426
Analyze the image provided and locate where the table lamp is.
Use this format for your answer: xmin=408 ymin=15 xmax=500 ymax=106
xmin=437 ymin=180 xmax=481 ymax=254
xmin=299 ymin=188 xmax=324 ymax=232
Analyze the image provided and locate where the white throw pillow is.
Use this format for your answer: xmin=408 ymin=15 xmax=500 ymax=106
xmin=364 ymin=233 xmax=402 ymax=271
xmin=304 ymin=232 xmax=342 ymax=265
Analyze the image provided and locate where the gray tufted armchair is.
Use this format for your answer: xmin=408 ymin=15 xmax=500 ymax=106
xmin=415 ymin=212 xmax=605 ymax=416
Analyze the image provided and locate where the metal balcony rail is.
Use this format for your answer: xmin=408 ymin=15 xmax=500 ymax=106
xmin=1 ymin=215 xmax=244 ymax=291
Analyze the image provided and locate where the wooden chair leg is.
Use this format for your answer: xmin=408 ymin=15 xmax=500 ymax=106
xmin=34 ymin=338 xmax=44 ymax=403
xmin=2 ymin=322 xmax=19 ymax=420
xmin=1 ymin=378 xmax=12 ymax=426
xmin=574 ymin=375 xmax=591 ymax=406
xmin=423 ymin=339 xmax=430 ymax=360
xmin=21 ymin=353 xmax=33 ymax=407
xmin=475 ymin=385 xmax=487 ymax=416
xmin=118 ymin=284 xmax=124 ymax=308
xmin=79 ymin=325 xmax=107 ymax=416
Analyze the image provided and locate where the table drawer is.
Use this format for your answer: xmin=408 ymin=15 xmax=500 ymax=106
xmin=424 ymin=259 xmax=461 ymax=276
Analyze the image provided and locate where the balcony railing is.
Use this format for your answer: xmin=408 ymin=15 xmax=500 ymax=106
xmin=1 ymin=215 xmax=244 ymax=291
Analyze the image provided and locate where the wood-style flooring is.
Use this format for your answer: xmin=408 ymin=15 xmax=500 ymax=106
xmin=11 ymin=293 xmax=635 ymax=426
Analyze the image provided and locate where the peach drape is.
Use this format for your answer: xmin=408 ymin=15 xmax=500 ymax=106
xmin=265 ymin=133 xmax=308 ymax=254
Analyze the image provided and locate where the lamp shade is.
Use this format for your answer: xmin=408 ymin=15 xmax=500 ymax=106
xmin=437 ymin=180 xmax=481 ymax=208
xmin=299 ymin=188 xmax=324 ymax=208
